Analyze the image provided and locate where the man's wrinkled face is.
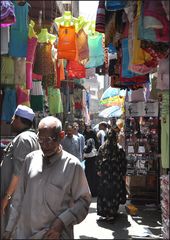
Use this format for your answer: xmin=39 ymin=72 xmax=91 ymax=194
xmin=37 ymin=127 xmax=59 ymax=157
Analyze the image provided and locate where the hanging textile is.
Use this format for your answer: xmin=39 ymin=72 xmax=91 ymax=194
xmin=85 ymin=33 xmax=104 ymax=69
xmin=54 ymin=59 xmax=65 ymax=89
xmin=57 ymin=25 xmax=77 ymax=60
xmin=47 ymin=87 xmax=63 ymax=115
xmin=8 ymin=1 xmax=29 ymax=57
xmin=26 ymin=37 xmax=38 ymax=89
xmin=1 ymin=56 xmax=14 ymax=85
xmin=33 ymin=42 xmax=54 ymax=76
xmin=1 ymin=88 xmax=16 ymax=123
xmin=66 ymin=60 xmax=86 ymax=79
xmin=0 ymin=1 xmax=16 ymax=27
xmin=95 ymin=0 xmax=105 ymax=33
xmin=1 ymin=27 xmax=9 ymax=55
xmin=14 ymin=58 xmax=26 ymax=85
xmin=30 ymin=80 xmax=44 ymax=111
xmin=105 ymin=0 xmax=127 ymax=11
xmin=16 ymin=86 xmax=30 ymax=106
xmin=76 ymin=28 xmax=89 ymax=65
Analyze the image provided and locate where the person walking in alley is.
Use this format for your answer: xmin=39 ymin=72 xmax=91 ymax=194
xmin=73 ymin=121 xmax=85 ymax=162
xmin=61 ymin=123 xmax=82 ymax=161
xmin=97 ymin=121 xmax=108 ymax=146
xmin=2 ymin=116 xmax=91 ymax=239
xmin=83 ymin=123 xmax=99 ymax=197
xmin=0 ymin=105 xmax=40 ymax=236
xmin=96 ymin=127 xmax=127 ymax=222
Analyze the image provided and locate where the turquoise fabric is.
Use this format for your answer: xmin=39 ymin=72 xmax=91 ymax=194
xmin=8 ymin=2 xmax=29 ymax=57
xmin=85 ymin=33 xmax=104 ymax=69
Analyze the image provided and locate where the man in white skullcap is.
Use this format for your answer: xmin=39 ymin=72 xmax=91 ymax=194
xmin=0 ymin=105 xmax=40 ymax=236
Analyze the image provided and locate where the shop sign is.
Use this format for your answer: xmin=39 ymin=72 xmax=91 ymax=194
xmin=125 ymin=102 xmax=158 ymax=117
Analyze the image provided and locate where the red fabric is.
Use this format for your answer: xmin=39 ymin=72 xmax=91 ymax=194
xmin=57 ymin=25 xmax=77 ymax=60
xmin=66 ymin=60 xmax=86 ymax=79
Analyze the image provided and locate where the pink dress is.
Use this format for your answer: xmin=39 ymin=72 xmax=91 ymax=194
xmin=26 ymin=37 xmax=38 ymax=89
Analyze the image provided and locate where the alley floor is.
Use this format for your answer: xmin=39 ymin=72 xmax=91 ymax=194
xmin=74 ymin=198 xmax=163 ymax=239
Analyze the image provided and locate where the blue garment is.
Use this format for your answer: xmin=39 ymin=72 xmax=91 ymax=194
xmin=85 ymin=33 xmax=104 ymax=69
xmin=61 ymin=135 xmax=81 ymax=161
xmin=1 ymin=88 xmax=16 ymax=123
xmin=121 ymin=38 xmax=140 ymax=78
xmin=138 ymin=3 xmax=157 ymax=42
xmin=8 ymin=1 xmax=29 ymax=57
xmin=105 ymin=0 xmax=126 ymax=11
xmin=108 ymin=43 xmax=117 ymax=54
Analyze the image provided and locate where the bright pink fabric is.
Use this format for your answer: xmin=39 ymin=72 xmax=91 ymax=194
xmin=26 ymin=37 xmax=38 ymax=89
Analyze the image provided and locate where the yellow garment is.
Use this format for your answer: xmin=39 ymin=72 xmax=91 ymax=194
xmin=54 ymin=11 xmax=78 ymax=27
xmin=37 ymin=28 xmax=56 ymax=44
xmin=28 ymin=20 xmax=37 ymax=39
xmin=84 ymin=20 xmax=99 ymax=36
xmin=75 ymin=16 xmax=88 ymax=33
xmin=131 ymin=1 xmax=152 ymax=65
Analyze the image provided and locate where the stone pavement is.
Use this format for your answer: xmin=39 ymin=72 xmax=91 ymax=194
xmin=74 ymin=198 xmax=163 ymax=239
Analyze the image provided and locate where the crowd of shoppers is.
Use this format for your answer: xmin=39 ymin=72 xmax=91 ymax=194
xmin=1 ymin=104 xmax=127 ymax=238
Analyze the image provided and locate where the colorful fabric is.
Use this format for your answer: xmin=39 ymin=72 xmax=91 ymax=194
xmin=1 ymin=27 xmax=9 ymax=55
xmin=66 ymin=60 xmax=86 ymax=79
xmin=47 ymin=87 xmax=63 ymax=114
xmin=16 ymin=86 xmax=30 ymax=106
xmin=8 ymin=1 xmax=29 ymax=57
xmin=14 ymin=58 xmax=26 ymax=85
xmin=95 ymin=0 xmax=105 ymax=33
xmin=0 ymin=1 xmax=16 ymax=27
xmin=105 ymin=0 xmax=127 ymax=11
xmin=1 ymin=56 xmax=14 ymax=85
xmin=57 ymin=25 xmax=77 ymax=60
xmin=76 ymin=29 xmax=89 ymax=65
xmin=85 ymin=33 xmax=104 ymax=69
xmin=33 ymin=42 xmax=54 ymax=76
xmin=1 ymin=88 xmax=16 ymax=123
xmin=26 ymin=37 xmax=38 ymax=89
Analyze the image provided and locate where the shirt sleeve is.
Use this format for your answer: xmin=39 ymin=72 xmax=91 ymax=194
xmin=58 ymin=163 xmax=91 ymax=227
xmin=13 ymin=137 xmax=31 ymax=176
xmin=5 ymin=156 xmax=29 ymax=233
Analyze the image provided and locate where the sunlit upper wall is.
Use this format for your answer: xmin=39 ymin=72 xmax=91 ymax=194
xmin=79 ymin=1 xmax=99 ymax=20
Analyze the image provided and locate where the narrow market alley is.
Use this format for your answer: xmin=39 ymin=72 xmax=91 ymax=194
xmin=74 ymin=198 xmax=163 ymax=239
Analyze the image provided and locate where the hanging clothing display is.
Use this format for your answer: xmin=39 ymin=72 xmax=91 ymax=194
xmin=0 ymin=1 xmax=16 ymax=27
xmin=57 ymin=25 xmax=77 ymax=60
xmin=1 ymin=88 xmax=16 ymax=123
xmin=30 ymin=80 xmax=44 ymax=111
xmin=16 ymin=86 xmax=30 ymax=106
xmin=47 ymin=87 xmax=63 ymax=115
xmin=76 ymin=28 xmax=89 ymax=65
xmin=1 ymin=56 xmax=14 ymax=85
xmin=95 ymin=0 xmax=105 ymax=33
xmin=8 ymin=1 xmax=29 ymax=57
xmin=33 ymin=42 xmax=54 ymax=76
xmin=14 ymin=58 xmax=26 ymax=85
xmin=66 ymin=60 xmax=86 ymax=79
xmin=0 ymin=27 xmax=9 ymax=55
xmin=85 ymin=33 xmax=104 ymax=69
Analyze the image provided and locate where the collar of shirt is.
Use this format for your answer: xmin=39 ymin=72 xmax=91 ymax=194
xmin=43 ymin=150 xmax=63 ymax=167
